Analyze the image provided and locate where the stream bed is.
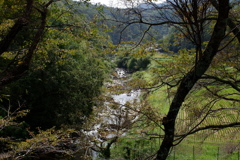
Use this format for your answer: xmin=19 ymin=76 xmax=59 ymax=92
xmin=84 ymin=68 xmax=141 ymax=159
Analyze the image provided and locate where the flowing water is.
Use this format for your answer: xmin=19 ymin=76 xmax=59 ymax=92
xmin=84 ymin=68 xmax=141 ymax=159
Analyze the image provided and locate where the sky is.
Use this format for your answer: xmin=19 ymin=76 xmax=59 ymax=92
xmin=90 ymin=0 xmax=119 ymax=7
xmin=90 ymin=0 xmax=165 ymax=8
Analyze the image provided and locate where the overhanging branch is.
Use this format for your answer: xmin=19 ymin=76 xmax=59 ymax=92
xmin=186 ymin=122 xmax=240 ymax=135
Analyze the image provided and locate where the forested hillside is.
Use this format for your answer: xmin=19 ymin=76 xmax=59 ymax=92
xmin=0 ymin=0 xmax=239 ymax=160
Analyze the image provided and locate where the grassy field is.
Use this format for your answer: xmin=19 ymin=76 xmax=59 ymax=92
xmin=167 ymin=139 xmax=240 ymax=160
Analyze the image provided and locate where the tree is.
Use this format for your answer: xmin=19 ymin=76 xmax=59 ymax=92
xmin=0 ymin=0 xmax=54 ymax=87
xmin=113 ymin=0 xmax=239 ymax=159
xmin=0 ymin=0 xmax=101 ymax=88
xmin=0 ymin=0 xmax=112 ymax=159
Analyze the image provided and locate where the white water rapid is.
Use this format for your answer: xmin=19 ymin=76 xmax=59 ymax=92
xmin=84 ymin=68 xmax=141 ymax=159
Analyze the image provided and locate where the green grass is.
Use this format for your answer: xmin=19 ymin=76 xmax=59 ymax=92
xmin=147 ymin=88 xmax=171 ymax=114
xmin=167 ymin=140 xmax=240 ymax=160
xmin=110 ymin=52 xmax=240 ymax=160
xmin=111 ymin=135 xmax=240 ymax=160
xmin=140 ymin=70 xmax=240 ymax=160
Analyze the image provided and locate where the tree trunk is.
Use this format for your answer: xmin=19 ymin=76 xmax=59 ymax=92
xmin=0 ymin=0 xmax=33 ymax=55
xmin=155 ymin=0 xmax=230 ymax=159
xmin=210 ymin=0 xmax=240 ymax=43
xmin=0 ymin=1 xmax=54 ymax=88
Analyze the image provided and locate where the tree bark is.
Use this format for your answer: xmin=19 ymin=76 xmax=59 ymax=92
xmin=155 ymin=0 xmax=230 ymax=159
xmin=0 ymin=1 xmax=51 ymax=88
xmin=0 ymin=0 xmax=33 ymax=55
xmin=210 ymin=0 xmax=240 ymax=43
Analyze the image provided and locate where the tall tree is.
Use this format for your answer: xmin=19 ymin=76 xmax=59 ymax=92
xmin=0 ymin=0 xmax=110 ymax=129
xmin=113 ymin=0 xmax=239 ymax=159
xmin=0 ymin=0 xmax=53 ymax=87
xmin=0 ymin=1 xmax=111 ymax=158
xmin=157 ymin=1 xmax=230 ymax=159
xmin=0 ymin=0 xmax=97 ymax=88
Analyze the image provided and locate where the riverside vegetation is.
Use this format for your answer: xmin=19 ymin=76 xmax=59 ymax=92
xmin=0 ymin=0 xmax=239 ymax=160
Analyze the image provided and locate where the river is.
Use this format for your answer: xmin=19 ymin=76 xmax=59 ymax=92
xmin=84 ymin=68 xmax=141 ymax=159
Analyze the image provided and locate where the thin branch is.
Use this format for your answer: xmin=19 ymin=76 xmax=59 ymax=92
xmin=131 ymin=25 xmax=152 ymax=49
xmin=173 ymin=100 xmax=217 ymax=146
xmin=201 ymin=75 xmax=240 ymax=92
xmin=186 ymin=122 xmax=240 ymax=136
xmin=204 ymin=86 xmax=240 ymax=102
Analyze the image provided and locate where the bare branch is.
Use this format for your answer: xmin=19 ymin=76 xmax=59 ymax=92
xmin=186 ymin=122 xmax=240 ymax=136
xmin=201 ymin=75 xmax=240 ymax=92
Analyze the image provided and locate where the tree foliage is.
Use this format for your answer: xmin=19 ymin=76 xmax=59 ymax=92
xmin=0 ymin=0 xmax=112 ymax=159
xmin=0 ymin=0 xmax=239 ymax=159
xmin=115 ymin=52 xmax=151 ymax=73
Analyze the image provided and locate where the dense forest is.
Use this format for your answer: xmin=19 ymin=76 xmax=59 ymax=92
xmin=0 ymin=0 xmax=239 ymax=160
